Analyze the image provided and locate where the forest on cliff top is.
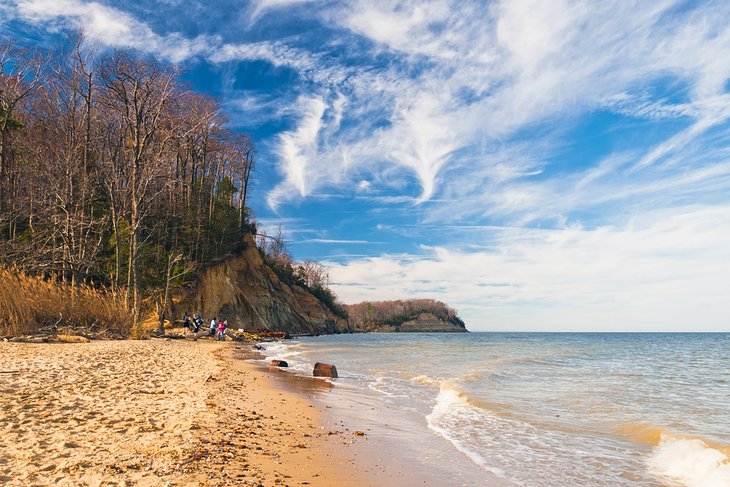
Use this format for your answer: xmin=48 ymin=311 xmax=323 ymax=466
xmin=0 ymin=34 xmax=347 ymax=335
xmin=346 ymin=299 xmax=466 ymax=331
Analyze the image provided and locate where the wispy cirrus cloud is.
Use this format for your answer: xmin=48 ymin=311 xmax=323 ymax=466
xmin=9 ymin=0 xmax=344 ymax=81
xmin=241 ymin=0 xmax=730 ymax=221
xmin=267 ymin=95 xmax=328 ymax=207
xmin=301 ymin=239 xmax=376 ymax=244
xmin=248 ymin=0 xmax=319 ymax=23
xmin=12 ymin=0 xmax=217 ymax=62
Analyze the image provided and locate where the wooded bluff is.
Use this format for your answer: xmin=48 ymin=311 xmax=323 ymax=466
xmin=0 ymin=35 xmax=465 ymax=337
xmin=346 ymin=300 xmax=468 ymax=332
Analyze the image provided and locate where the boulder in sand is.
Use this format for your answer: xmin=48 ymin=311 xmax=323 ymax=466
xmin=269 ymin=360 xmax=288 ymax=367
xmin=313 ymin=362 xmax=338 ymax=378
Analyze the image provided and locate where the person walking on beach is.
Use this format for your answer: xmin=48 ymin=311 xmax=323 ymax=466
xmin=217 ymin=320 xmax=227 ymax=341
xmin=210 ymin=317 xmax=217 ymax=337
xmin=193 ymin=313 xmax=202 ymax=333
xmin=183 ymin=312 xmax=191 ymax=331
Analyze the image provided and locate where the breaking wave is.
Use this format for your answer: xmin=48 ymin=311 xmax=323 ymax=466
xmin=425 ymin=380 xmax=506 ymax=478
xmin=647 ymin=434 xmax=730 ymax=487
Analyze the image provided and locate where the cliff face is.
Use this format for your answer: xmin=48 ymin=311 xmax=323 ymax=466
xmin=347 ymin=300 xmax=468 ymax=333
xmin=183 ymin=233 xmax=350 ymax=335
xmin=397 ymin=312 xmax=468 ymax=332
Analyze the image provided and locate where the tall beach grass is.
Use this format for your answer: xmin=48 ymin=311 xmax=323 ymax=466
xmin=0 ymin=267 xmax=132 ymax=337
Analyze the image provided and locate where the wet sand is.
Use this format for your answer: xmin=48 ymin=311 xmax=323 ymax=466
xmin=0 ymin=339 xmax=372 ymax=486
xmin=263 ymin=363 xmax=503 ymax=487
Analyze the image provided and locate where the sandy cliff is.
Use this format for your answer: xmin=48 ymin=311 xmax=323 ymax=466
xmin=181 ymin=233 xmax=350 ymax=334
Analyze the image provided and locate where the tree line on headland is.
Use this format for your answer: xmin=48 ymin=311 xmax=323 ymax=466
xmin=347 ymin=299 xmax=466 ymax=331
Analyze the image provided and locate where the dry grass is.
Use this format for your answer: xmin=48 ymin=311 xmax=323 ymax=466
xmin=0 ymin=267 xmax=132 ymax=337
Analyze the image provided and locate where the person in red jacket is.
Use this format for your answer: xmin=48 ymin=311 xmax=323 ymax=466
xmin=216 ymin=320 xmax=227 ymax=341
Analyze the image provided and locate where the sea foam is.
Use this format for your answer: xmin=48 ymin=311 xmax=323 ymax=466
xmin=425 ymin=380 xmax=506 ymax=478
xmin=647 ymin=435 xmax=730 ymax=487
xmin=411 ymin=374 xmax=441 ymax=387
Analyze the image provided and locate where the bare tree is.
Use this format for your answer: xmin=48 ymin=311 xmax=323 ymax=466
xmin=0 ymin=38 xmax=44 ymax=222
xmin=295 ymin=260 xmax=329 ymax=289
xmin=36 ymin=38 xmax=106 ymax=285
xmin=156 ymin=251 xmax=195 ymax=335
xmin=229 ymin=133 xmax=255 ymax=234
xmin=99 ymin=51 xmax=179 ymax=324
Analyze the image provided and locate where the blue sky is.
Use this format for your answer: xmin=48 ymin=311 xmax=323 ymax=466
xmin=3 ymin=0 xmax=730 ymax=331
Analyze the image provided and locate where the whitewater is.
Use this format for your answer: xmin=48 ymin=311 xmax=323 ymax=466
xmin=259 ymin=333 xmax=730 ymax=486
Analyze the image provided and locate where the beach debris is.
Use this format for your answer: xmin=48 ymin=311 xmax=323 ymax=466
xmin=57 ymin=334 xmax=91 ymax=343
xmin=269 ymin=360 xmax=288 ymax=368
xmin=7 ymin=336 xmax=50 ymax=343
xmin=152 ymin=333 xmax=186 ymax=340
xmin=312 ymin=362 xmax=338 ymax=378
xmin=353 ymin=431 xmax=366 ymax=436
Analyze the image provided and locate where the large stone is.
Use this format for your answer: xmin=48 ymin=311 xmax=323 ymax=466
xmin=269 ymin=360 xmax=288 ymax=367
xmin=313 ymin=362 xmax=338 ymax=378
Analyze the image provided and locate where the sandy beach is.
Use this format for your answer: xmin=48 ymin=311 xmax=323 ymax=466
xmin=0 ymin=339 xmax=370 ymax=486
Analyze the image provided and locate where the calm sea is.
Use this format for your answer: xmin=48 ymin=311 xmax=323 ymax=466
xmin=259 ymin=333 xmax=730 ymax=486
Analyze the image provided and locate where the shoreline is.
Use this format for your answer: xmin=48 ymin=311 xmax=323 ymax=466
xmin=258 ymin=336 xmax=506 ymax=487
xmin=0 ymin=339 xmax=375 ymax=486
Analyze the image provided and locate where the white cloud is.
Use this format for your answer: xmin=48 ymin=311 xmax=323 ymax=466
xmin=327 ymin=205 xmax=730 ymax=331
xmin=14 ymin=0 xmax=216 ymax=62
xmin=267 ymin=96 xmax=327 ymax=208
xmin=11 ymin=0 xmax=340 ymax=75
xmin=315 ymin=0 xmax=730 ymax=212
xmin=303 ymin=239 xmax=373 ymax=244
xmin=249 ymin=0 xmax=319 ymax=23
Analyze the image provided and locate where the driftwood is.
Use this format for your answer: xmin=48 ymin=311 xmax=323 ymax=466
xmin=225 ymin=329 xmax=244 ymax=341
xmin=152 ymin=333 xmax=186 ymax=340
xmin=0 ymin=370 xmax=20 ymax=374
xmin=57 ymin=335 xmax=91 ymax=343
xmin=8 ymin=336 xmax=50 ymax=343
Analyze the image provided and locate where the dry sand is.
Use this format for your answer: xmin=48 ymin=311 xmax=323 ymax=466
xmin=0 ymin=339 xmax=370 ymax=486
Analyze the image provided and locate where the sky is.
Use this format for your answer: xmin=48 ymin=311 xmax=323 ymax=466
xmin=2 ymin=0 xmax=730 ymax=331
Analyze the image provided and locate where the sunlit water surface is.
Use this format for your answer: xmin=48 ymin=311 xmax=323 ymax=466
xmin=259 ymin=333 xmax=730 ymax=487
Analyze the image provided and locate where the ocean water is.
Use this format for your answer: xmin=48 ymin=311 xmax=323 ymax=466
xmin=259 ymin=333 xmax=730 ymax=487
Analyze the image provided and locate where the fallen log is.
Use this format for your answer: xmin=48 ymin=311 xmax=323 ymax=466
xmin=8 ymin=336 xmax=49 ymax=343
xmin=57 ymin=335 xmax=91 ymax=343
xmin=152 ymin=334 xmax=186 ymax=340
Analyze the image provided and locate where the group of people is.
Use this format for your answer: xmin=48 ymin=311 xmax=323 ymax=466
xmin=182 ymin=312 xmax=204 ymax=333
xmin=182 ymin=313 xmax=228 ymax=341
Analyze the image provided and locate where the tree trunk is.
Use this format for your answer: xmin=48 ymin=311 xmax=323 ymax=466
xmin=0 ymin=129 xmax=5 ymax=212
xmin=111 ymin=207 xmax=121 ymax=290
xmin=131 ymin=223 xmax=141 ymax=325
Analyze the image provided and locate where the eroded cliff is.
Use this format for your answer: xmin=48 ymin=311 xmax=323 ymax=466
xmin=181 ymin=233 xmax=350 ymax=335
